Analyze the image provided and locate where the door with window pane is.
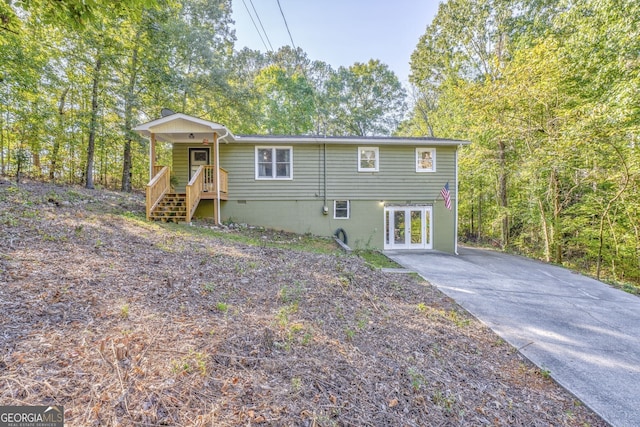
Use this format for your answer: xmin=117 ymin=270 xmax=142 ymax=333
xmin=384 ymin=206 xmax=432 ymax=249
xmin=189 ymin=148 xmax=209 ymax=180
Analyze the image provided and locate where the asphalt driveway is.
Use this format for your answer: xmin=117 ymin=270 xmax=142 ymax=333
xmin=385 ymin=246 xmax=640 ymax=427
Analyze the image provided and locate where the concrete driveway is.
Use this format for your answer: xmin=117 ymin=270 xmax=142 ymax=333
xmin=385 ymin=246 xmax=640 ymax=427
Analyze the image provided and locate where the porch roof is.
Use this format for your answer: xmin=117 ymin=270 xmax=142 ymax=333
xmin=133 ymin=113 xmax=236 ymax=143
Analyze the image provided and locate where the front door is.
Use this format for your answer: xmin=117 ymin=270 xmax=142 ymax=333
xmin=384 ymin=206 xmax=432 ymax=250
xmin=189 ymin=148 xmax=210 ymax=181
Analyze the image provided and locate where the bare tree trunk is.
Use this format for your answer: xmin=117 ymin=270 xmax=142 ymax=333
xmin=122 ymin=136 xmax=133 ymax=191
xmin=596 ymin=145 xmax=629 ymax=280
xmin=477 ymin=193 xmax=482 ymax=241
xmin=551 ymin=169 xmax=563 ymax=264
xmin=470 ymin=186 xmax=475 ymax=238
xmin=606 ymin=214 xmax=620 ymax=280
xmin=86 ymin=56 xmax=102 ymax=190
xmin=15 ymin=152 xmax=22 ymax=184
xmin=0 ymin=109 xmax=5 ymax=176
xmin=50 ymin=87 xmax=69 ymax=182
xmin=498 ymin=140 xmax=509 ymax=248
xmin=122 ymin=30 xmax=141 ymax=192
xmin=32 ymin=151 xmax=41 ymax=177
xmin=537 ymin=198 xmax=551 ymax=262
xmin=629 ymin=210 xmax=640 ymax=276
xmin=181 ymin=57 xmax=193 ymax=113
xmin=0 ymin=119 xmax=5 ymax=176
xmin=15 ymin=148 xmax=27 ymax=184
xmin=413 ymin=89 xmax=436 ymax=138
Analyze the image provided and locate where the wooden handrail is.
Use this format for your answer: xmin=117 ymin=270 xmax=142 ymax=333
xmin=197 ymin=166 xmax=227 ymax=194
xmin=146 ymin=166 xmax=170 ymax=221
xmin=185 ymin=165 xmax=229 ymax=223
xmin=185 ymin=166 xmax=204 ymax=223
xmin=152 ymin=165 xmax=165 ymax=177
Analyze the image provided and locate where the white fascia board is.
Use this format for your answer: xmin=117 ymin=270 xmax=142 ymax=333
xmin=133 ymin=113 xmax=219 ymax=131
xmin=232 ymin=135 xmax=470 ymax=146
xmin=133 ymin=113 xmax=235 ymax=142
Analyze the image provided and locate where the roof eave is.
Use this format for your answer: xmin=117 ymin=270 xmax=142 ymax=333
xmin=133 ymin=113 xmax=236 ymax=143
xmin=232 ymin=135 xmax=470 ymax=146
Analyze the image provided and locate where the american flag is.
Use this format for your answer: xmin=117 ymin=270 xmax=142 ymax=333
xmin=441 ymin=182 xmax=452 ymax=210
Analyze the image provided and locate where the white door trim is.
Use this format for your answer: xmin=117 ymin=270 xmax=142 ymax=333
xmin=384 ymin=205 xmax=433 ymax=250
xmin=189 ymin=147 xmax=210 ymax=180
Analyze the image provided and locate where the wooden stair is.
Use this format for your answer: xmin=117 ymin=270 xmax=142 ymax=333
xmin=149 ymin=193 xmax=187 ymax=222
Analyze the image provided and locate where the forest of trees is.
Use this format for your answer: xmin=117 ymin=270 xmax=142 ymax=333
xmin=404 ymin=0 xmax=639 ymax=287
xmin=1 ymin=0 xmax=638 ymax=287
xmin=0 ymin=0 xmax=407 ymax=190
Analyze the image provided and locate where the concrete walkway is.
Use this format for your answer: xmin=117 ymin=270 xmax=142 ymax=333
xmin=385 ymin=246 xmax=640 ymax=427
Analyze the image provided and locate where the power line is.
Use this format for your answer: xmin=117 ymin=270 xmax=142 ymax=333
xmin=276 ymin=0 xmax=296 ymax=50
xmin=249 ymin=0 xmax=274 ymax=52
xmin=241 ymin=0 xmax=271 ymax=52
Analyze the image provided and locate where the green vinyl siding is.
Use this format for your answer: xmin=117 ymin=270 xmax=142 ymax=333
xmin=326 ymin=145 xmax=456 ymax=201
xmin=171 ymin=144 xmax=212 ymax=192
xmin=220 ymin=144 xmax=323 ymax=200
xmin=175 ymin=139 xmax=459 ymax=253
xmin=219 ymin=143 xmax=457 ymax=204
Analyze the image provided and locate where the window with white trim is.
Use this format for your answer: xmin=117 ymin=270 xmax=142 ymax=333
xmin=358 ymin=147 xmax=379 ymax=172
xmin=255 ymin=146 xmax=293 ymax=179
xmin=334 ymin=200 xmax=350 ymax=219
xmin=416 ymin=148 xmax=436 ymax=172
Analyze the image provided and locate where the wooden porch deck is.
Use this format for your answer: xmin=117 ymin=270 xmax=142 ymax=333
xmin=146 ymin=165 xmax=228 ymax=223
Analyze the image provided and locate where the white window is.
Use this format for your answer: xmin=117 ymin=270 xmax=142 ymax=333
xmin=256 ymin=146 xmax=293 ymax=179
xmin=334 ymin=200 xmax=350 ymax=219
xmin=358 ymin=147 xmax=379 ymax=172
xmin=416 ymin=148 xmax=436 ymax=172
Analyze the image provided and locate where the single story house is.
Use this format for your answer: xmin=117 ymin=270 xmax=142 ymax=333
xmin=134 ymin=113 xmax=469 ymax=253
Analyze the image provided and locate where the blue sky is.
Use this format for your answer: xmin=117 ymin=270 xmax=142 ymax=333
xmin=230 ymin=0 xmax=440 ymax=85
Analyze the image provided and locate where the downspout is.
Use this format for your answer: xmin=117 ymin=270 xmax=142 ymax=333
xmin=455 ymin=145 xmax=460 ymax=255
xmin=323 ymin=142 xmax=327 ymax=213
xmin=215 ymin=128 xmax=229 ymax=225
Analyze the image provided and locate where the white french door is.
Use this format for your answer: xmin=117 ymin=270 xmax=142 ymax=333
xmin=384 ymin=206 xmax=432 ymax=250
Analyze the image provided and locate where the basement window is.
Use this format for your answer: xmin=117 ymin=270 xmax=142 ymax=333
xmin=334 ymin=200 xmax=350 ymax=219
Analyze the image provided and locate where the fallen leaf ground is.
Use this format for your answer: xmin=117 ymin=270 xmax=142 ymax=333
xmin=0 ymin=179 xmax=607 ymax=426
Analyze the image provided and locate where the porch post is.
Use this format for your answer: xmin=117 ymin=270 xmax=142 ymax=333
xmin=149 ymin=132 xmax=156 ymax=180
xmin=214 ymin=131 xmax=221 ymax=225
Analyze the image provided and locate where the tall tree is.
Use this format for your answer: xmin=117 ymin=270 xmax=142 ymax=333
xmin=117 ymin=8 xmax=169 ymax=191
xmin=408 ymin=0 xmax=640 ymax=285
xmin=553 ymin=0 xmax=640 ymax=279
xmin=1 ymin=0 xmax=157 ymax=34
xmin=410 ymin=0 xmax=515 ymax=247
xmin=0 ymin=9 xmax=53 ymax=180
xmin=254 ymin=64 xmax=315 ymax=134
xmin=328 ymin=60 xmax=406 ymax=136
xmin=85 ymin=53 xmax=102 ymax=189
xmin=306 ymin=60 xmax=336 ymax=135
xmin=162 ymin=0 xmax=235 ymax=117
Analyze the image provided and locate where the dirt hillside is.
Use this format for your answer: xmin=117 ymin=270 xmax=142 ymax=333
xmin=0 ymin=179 xmax=607 ymax=426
